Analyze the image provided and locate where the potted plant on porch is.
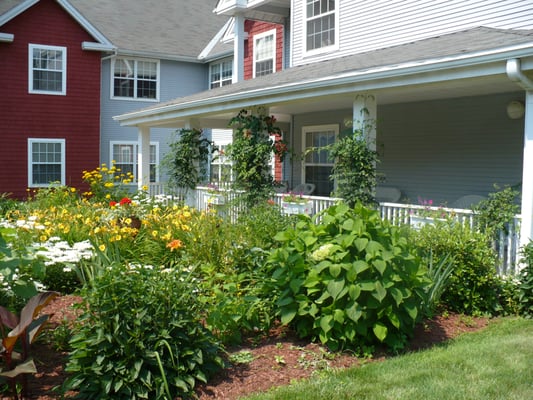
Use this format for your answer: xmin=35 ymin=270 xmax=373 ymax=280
xmin=281 ymin=192 xmax=314 ymax=215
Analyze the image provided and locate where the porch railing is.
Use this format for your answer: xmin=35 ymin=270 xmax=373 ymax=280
xmin=157 ymin=185 xmax=521 ymax=275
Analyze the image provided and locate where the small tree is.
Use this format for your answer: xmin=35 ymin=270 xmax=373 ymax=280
xmin=163 ymin=128 xmax=213 ymax=193
xmin=226 ymin=108 xmax=286 ymax=206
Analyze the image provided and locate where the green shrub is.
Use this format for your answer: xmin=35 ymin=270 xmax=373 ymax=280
xmin=41 ymin=263 xmax=81 ymax=294
xmin=266 ymin=203 xmax=429 ymax=352
xmin=413 ymin=221 xmax=501 ymax=315
xmin=517 ymin=241 xmax=533 ymax=318
xmin=64 ymin=263 xmax=223 ymax=399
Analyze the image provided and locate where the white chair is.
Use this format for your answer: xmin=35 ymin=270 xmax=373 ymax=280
xmin=375 ymin=186 xmax=401 ymax=203
xmin=291 ymin=183 xmax=316 ymax=195
xmin=451 ymin=195 xmax=486 ymax=209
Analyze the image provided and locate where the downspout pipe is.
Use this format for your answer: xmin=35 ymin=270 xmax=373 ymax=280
xmin=506 ymin=58 xmax=533 ymax=90
xmin=506 ymin=58 xmax=533 ymax=256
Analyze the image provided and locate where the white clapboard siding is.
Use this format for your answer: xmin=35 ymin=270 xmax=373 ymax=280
xmin=291 ymin=0 xmax=533 ymax=66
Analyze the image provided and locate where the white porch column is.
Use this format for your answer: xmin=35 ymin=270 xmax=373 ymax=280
xmin=137 ymin=126 xmax=151 ymax=192
xmin=233 ymin=13 xmax=245 ymax=83
xmin=353 ymin=94 xmax=377 ymax=150
xmin=520 ymin=90 xmax=533 ymax=249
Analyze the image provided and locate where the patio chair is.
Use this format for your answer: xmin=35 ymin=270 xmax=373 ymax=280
xmin=450 ymin=195 xmax=486 ymax=209
xmin=375 ymin=186 xmax=402 ymax=203
xmin=292 ymin=183 xmax=316 ymax=195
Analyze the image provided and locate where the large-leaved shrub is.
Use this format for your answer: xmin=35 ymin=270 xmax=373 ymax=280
xmin=517 ymin=241 xmax=533 ymax=318
xmin=266 ymin=203 xmax=429 ymax=351
xmin=64 ymin=263 xmax=223 ymax=399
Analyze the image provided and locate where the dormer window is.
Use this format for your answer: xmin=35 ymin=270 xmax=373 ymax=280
xmin=210 ymin=59 xmax=233 ymax=88
xmin=253 ymin=29 xmax=276 ymax=77
xmin=305 ymin=0 xmax=338 ymax=53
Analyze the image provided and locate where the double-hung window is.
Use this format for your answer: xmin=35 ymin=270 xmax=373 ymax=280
xmin=302 ymin=125 xmax=337 ymax=196
xmin=210 ymin=59 xmax=233 ymax=88
xmin=253 ymin=29 xmax=276 ymax=77
xmin=29 ymin=44 xmax=66 ymax=95
xmin=305 ymin=0 xmax=338 ymax=53
xmin=28 ymin=139 xmax=65 ymax=187
xmin=112 ymin=58 xmax=159 ymax=100
xmin=111 ymin=142 xmax=159 ymax=182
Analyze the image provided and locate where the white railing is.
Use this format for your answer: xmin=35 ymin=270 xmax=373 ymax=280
xmin=159 ymin=186 xmax=521 ymax=275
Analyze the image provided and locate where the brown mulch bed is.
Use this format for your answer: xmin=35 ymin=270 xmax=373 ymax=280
xmin=14 ymin=295 xmax=489 ymax=399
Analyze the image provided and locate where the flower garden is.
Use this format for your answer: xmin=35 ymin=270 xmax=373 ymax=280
xmin=0 ymin=159 xmax=532 ymax=399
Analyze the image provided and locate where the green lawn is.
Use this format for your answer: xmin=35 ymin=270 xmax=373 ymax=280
xmin=243 ymin=318 xmax=533 ymax=400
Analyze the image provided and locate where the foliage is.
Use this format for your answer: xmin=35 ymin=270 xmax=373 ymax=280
xmin=82 ymin=161 xmax=137 ymax=202
xmin=41 ymin=263 xmax=81 ymax=294
xmin=282 ymin=192 xmax=309 ymax=204
xmin=473 ymin=184 xmax=520 ymax=236
xmin=0 ymin=194 xmax=19 ymax=217
xmin=424 ymin=253 xmax=454 ymax=315
xmin=226 ymin=108 xmax=284 ymax=206
xmin=163 ymin=128 xmax=213 ymax=191
xmin=0 ymin=292 xmax=58 ymax=398
xmin=64 ymin=263 xmax=223 ymax=399
xmin=412 ymin=221 xmax=502 ymax=315
xmin=517 ymin=241 xmax=533 ymax=317
xmin=326 ymin=125 xmax=380 ymax=207
xmin=266 ymin=203 xmax=429 ymax=351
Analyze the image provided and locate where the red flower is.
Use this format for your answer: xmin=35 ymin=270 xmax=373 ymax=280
xmin=119 ymin=197 xmax=132 ymax=206
xmin=109 ymin=201 xmax=117 ymax=207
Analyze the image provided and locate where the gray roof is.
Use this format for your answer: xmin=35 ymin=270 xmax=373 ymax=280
xmin=148 ymin=26 xmax=533 ymax=108
xmin=1 ymin=0 xmax=229 ymax=60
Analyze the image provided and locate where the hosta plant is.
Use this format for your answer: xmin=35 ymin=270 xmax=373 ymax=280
xmin=266 ymin=203 xmax=429 ymax=351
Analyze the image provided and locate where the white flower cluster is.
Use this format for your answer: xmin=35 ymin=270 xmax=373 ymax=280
xmin=310 ymin=243 xmax=335 ymax=262
xmin=36 ymin=237 xmax=94 ymax=270
xmin=1 ymin=216 xmax=45 ymax=230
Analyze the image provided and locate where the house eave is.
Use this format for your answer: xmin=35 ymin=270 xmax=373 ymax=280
xmin=82 ymin=41 xmax=115 ymax=52
xmin=114 ymin=43 xmax=533 ymax=127
xmin=0 ymin=32 xmax=14 ymax=42
xmin=115 ymin=49 xmax=205 ymax=63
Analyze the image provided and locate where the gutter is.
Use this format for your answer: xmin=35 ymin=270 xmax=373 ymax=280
xmin=506 ymin=58 xmax=533 ymax=90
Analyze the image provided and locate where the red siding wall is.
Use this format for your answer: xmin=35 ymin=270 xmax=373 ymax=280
xmin=243 ymin=20 xmax=284 ymax=80
xmin=0 ymin=0 xmax=101 ymax=198
xmin=243 ymin=20 xmax=284 ymax=180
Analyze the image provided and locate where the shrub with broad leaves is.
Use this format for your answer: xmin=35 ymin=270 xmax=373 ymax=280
xmin=266 ymin=203 xmax=429 ymax=351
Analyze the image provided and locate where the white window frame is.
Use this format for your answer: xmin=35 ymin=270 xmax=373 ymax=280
xmin=27 ymin=138 xmax=66 ymax=187
xmin=209 ymin=58 xmax=233 ymax=88
xmin=303 ymin=0 xmax=339 ymax=56
xmin=301 ymin=124 xmax=338 ymax=193
xmin=110 ymin=58 xmax=160 ymax=101
xmin=28 ymin=44 xmax=67 ymax=95
xmin=253 ymin=29 xmax=276 ymax=78
xmin=110 ymin=141 xmax=159 ymax=183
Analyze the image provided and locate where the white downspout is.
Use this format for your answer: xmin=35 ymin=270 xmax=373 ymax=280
xmin=506 ymin=58 xmax=533 ymax=253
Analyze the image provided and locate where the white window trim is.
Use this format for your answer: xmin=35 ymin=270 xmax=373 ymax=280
xmin=302 ymin=0 xmax=340 ymax=57
xmin=109 ymin=141 xmax=159 ymax=183
xmin=110 ymin=58 xmax=160 ymax=102
xmin=28 ymin=44 xmax=67 ymax=95
xmin=301 ymin=124 xmax=338 ymax=184
xmin=209 ymin=58 xmax=233 ymax=88
xmin=27 ymin=138 xmax=66 ymax=187
xmin=253 ymin=29 xmax=277 ymax=78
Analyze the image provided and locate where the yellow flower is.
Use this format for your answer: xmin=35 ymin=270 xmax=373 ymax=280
xmin=151 ymin=230 xmax=158 ymax=238
xmin=39 ymin=235 xmax=47 ymax=242
xmin=99 ymin=244 xmax=106 ymax=251
xmin=166 ymin=239 xmax=183 ymax=251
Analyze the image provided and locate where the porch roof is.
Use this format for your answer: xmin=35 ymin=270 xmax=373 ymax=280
xmin=115 ymin=27 xmax=533 ymax=128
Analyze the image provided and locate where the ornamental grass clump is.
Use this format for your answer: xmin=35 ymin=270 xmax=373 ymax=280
xmin=266 ymin=203 xmax=429 ymax=352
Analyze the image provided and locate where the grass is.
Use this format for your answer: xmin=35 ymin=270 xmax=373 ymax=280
xmin=243 ymin=318 xmax=533 ymax=400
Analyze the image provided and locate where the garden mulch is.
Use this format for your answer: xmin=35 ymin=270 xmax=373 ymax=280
xmin=13 ymin=295 xmax=488 ymax=400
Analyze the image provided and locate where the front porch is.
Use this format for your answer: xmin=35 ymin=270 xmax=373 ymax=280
xmin=149 ymin=183 xmax=521 ymax=275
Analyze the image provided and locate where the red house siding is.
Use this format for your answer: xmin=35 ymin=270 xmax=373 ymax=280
xmin=0 ymin=0 xmax=101 ymax=199
xmin=243 ymin=20 xmax=284 ymax=80
xmin=243 ymin=20 xmax=285 ymax=181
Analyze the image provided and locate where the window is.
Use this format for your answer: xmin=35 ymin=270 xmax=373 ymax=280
xmin=210 ymin=144 xmax=233 ymax=183
xmin=210 ymin=59 xmax=233 ymax=88
xmin=111 ymin=142 xmax=159 ymax=182
xmin=305 ymin=0 xmax=338 ymax=53
xmin=302 ymin=125 xmax=338 ymax=196
xmin=28 ymin=139 xmax=65 ymax=187
xmin=112 ymin=58 xmax=159 ymax=100
xmin=29 ymin=44 xmax=66 ymax=95
xmin=254 ymin=30 xmax=276 ymax=77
